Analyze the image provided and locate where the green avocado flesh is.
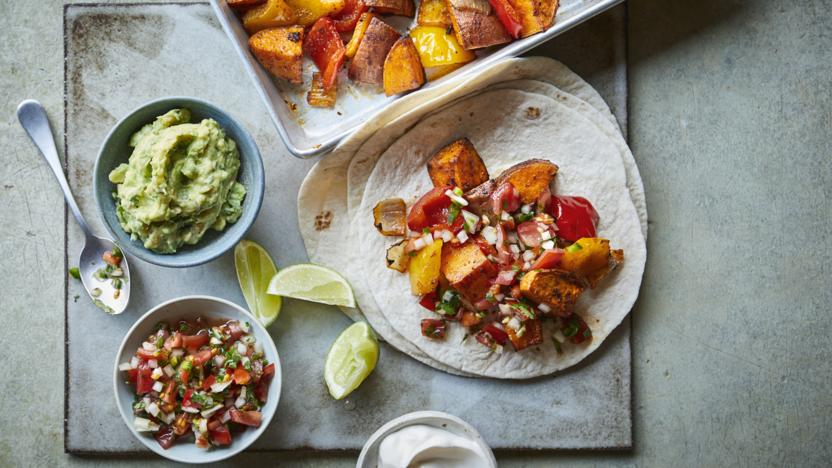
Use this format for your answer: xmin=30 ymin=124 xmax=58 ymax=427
xmin=108 ymin=109 xmax=246 ymax=254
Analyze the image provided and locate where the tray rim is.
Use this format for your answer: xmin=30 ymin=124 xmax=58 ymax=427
xmin=210 ymin=0 xmax=625 ymax=158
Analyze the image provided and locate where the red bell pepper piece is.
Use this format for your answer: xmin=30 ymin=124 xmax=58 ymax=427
xmin=488 ymin=0 xmax=523 ymax=39
xmin=551 ymin=196 xmax=599 ymax=241
xmin=331 ymin=0 xmax=367 ymax=32
xmin=419 ymin=290 xmax=438 ymax=311
xmin=483 ymin=324 xmax=509 ymax=345
xmin=304 ymin=18 xmax=346 ymax=90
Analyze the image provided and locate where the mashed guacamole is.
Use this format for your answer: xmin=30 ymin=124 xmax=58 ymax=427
xmin=108 ymin=109 xmax=246 ymax=254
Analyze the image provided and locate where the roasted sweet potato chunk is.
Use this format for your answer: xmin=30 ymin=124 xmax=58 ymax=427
xmin=441 ymin=242 xmax=497 ymax=304
xmin=445 ymin=0 xmax=511 ymax=49
xmin=348 ymin=17 xmax=400 ymax=85
xmin=248 ymin=26 xmax=304 ymax=83
xmin=383 ymin=37 xmax=426 ymax=96
xmin=418 ymin=0 xmax=452 ymax=26
xmin=506 ymin=318 xmax=543 ymax=351
xmin=242 ymin=0 xmax=296 ymax=33
xmin=427 ymin=138 xmax=489 ymax=191
xmin=494 ymin=159 xmax=558 ymax=204
xmin=365 ymin=0 xmax=415 ymax=16
xmin=519 ymin=269 xmax=584 ymax=317
xmin=536 ymin=0 xmax=559 ymax=29
xmin=560 ymin=238 xmax=624 ymax=288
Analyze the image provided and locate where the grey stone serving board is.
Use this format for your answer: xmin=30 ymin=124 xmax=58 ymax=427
xmin=64 ymin=2 xmax=631 ymax=453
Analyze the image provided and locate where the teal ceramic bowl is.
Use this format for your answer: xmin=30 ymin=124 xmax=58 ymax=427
xmin=93 ymin=97 xmax=264 ymax=268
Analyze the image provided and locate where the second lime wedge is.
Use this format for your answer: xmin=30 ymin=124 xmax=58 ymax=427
xmin=266 ymin=264 xmax=356 ymax=308
xmin=234 ymin=240 xmax=282 ymax=326
xmin=324 ymin=322 xmax=379 ymax=400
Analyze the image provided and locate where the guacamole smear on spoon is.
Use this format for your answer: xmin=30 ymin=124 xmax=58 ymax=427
xmin=108 ymin=108 xmax=246 ymax=254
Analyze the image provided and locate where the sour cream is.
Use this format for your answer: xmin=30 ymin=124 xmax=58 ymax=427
xmin=378 ymin=424 xmax=491 ymax=468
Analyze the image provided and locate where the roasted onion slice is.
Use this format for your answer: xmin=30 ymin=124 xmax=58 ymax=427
xmin=373 ymin=198 xmax=407 ymax=236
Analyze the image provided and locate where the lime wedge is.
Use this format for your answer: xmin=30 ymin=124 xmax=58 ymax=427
xmin=234 ymin=240 xmax=282 ymax=327
xmin=266 ymin=264 xmax=356 ymax=308
xmin=324 ymin=322 xmax=379 ymax=400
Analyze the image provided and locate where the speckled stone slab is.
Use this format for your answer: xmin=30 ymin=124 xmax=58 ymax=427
xmin=64 ymin=2 xmax=631 ymax=453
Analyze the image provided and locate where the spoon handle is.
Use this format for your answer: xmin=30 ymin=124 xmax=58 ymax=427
xmin=17 ymin=99 xmax=94 ymax=239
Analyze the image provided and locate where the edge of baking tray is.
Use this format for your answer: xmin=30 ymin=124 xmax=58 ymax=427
xmin=211 ymin=0 xmax=625 ymax=158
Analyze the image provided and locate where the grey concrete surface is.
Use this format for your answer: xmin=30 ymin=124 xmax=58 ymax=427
xmin=0 ymin=0 xmax=829 ymax=466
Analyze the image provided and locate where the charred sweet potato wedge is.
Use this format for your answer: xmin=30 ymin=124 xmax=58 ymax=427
xmin=441 ymin=242 xmax=497 ymax=304
xmin=248 ymin=26 xmax=304 ymax=83
xmin=560 ymin=238 xmax=624 ymax=288
xmin=536 ymin=0 xmax=559 ymax=29
xmin=510 ymin=0 xmax=558 ymax=37
xmin=519 ymin=269 xmax=584 ymax=317
xmin=365 ymin=0 xmax=415 ymax=16
xmin=445 ymin=0 xmax=511 ymax=49
xmin=348 ymin=17 xmax=400 ymax=85
xmin=242 ymin=0 xmax=296 ymax=33
xmin=418 ymin=0 xmax=452 ymax=26
xmin=228 ymin=0 xmax=266 ymax=9
xmin=427 ymin=138 xmax=489 ymax=191
xmin=506 ymin=318 xmax=543 ymax=351
xmin=383 ymin=37 xmax=426 ymax=96
xmin=494 ymin=159 xmax=558 ymax=204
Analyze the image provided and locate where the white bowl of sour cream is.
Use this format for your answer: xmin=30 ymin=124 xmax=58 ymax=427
xmin=357 ymin=411 xmax=496 ymax=468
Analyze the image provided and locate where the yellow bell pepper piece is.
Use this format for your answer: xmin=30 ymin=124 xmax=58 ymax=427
xmin=410 ymin=26 xmax=476 ymax=68
xmin=409 ymin=239 xmax=443 ymax=295
xmin=242 ymin=0 xmax=297 ymax=33
xmin=286 ymin=0 xmax=346 ymax=26
xmin=345 ymin=12 xmax=378 ymax=59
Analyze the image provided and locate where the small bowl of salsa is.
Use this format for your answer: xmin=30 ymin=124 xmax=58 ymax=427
xmin=113 ymin=295 xmax=280 ymax=463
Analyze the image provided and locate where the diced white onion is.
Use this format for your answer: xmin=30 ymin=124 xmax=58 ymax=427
xmin=235 ymin=386 xmax=247 ymax=408
xmin=214 ymin=355 xmax=226 ymax=367
xmin=495 ymin=293 xmax=505 ymax=302
xmin=494 ymin=344 xmax=504 ymax=354
xmin=163 ymin=365 xmax=175 ymax=378
xmin=161 ymin=411 xmax=175 ymax=424
xmin=508 ymin=317 xmax=521 ymax=331
xmin=151 ymin=367 xmax=164 ymax=380
xmin=146 ymin=402 xmax=160 ymax=417
xmin=242 ymin=335 xmax=256 ymax=345
xmin=523 ymin=261 xmax=531 ymax=271
xmin=199 ymin=418 xmax=208 ymax=434
xmin=130 ymin=356 xmax=139 ymax=368
xmin=133 ymin=417 xmax=160 ymax=432
xmin=240 ymin=321 xmax=251 ymax=333
xmin=456 ymin=230 xmax=469 ymax=244
xmin=422 ymin=232 xmax=434 ymax=244
xmin=521 ymin=204 xmax=532 ymax=214
xmin=541 ymin=240 xmax=555 ymax=250
xmin=509 ymin=244 xmax=520 ymax=254
xmin=507 ymin=232 xmax=518 ymax=244
xmin=171 ymin=349 xmax=184 ymax=358
xmin=522 ymin=250 xmax=535 ymax=262
xmin=254 ymin=340 xmax=264 ymax=354
xmin=241 ymin=356 xmax=251 ymax=369
xmin=500 ymin=211 xmax=511 ymax=221
xmin=498 ymin=304 xmax=511 ymax=314
xmin=211 ymin=378 xmax=233 ymax=393
xmin=441 ymin=230 xmax=453 ymax=242
xmin=481 ymin=215 xmax=491 ymax=226
xmin=445 ymin=189 xmax=469 ymax=206
xmin=553 ymin=330 xmax=566 ymax=343
xmin=481 ymin=226 xmax=498 ymax=245
xmin=152 ymin=381 xmax=164 ymax=393
xmin=147 ymin=359 xmax=158 ymax=369
xmin=201 ymin=404 xmax=223 ymax=418
xmin=236 ymin=342 xmax=247 ymax=355
xmin=538 ymin=303 xmax=552 ymax=313
xmin=413 ymin=237 xmax=426 ymax=251
xmin=221 ymin=410 xmax=232 ymax=423
xmin=118 ymin=362 xmax=132 ymax=371
xmin=210 ymin=336 xmax=222 ymax=346
xmin=142 ymin=342 xmax=156 ymax=351
xmin=442 ymin=290 xmax=455 ymax=302
xmin=182 ymin=406 xmax=200 ymax=414
xmin=541 ymin=230 xmax=552 ymax=241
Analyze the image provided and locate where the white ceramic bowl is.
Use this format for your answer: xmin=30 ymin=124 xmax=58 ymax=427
xmin=113 ymin=296 xmax=281 ymax=463
xmin=356 ymin=411 xmax=497 ymax=468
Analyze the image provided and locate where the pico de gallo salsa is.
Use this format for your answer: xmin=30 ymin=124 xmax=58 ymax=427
xmin=375 ymin=144 xmax=624 ymax=355
xmin=119 ymin=317 xmax=275 ymax=450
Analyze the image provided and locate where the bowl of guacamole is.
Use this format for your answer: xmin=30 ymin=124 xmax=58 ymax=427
xmin=94 ymin=97 xmax=264 ymax=268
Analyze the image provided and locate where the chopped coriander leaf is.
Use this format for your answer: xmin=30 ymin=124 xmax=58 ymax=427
xmin=68 ymin=267 xmax=81 ymax=280
xmin=562 ymin=323 xmax=579 ymax=337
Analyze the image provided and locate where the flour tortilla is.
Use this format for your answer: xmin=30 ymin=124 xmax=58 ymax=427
xmin=298 ymin=57 xmax=646 ymax=377
xmin=354 ymin=89 xmax=646 ymax=378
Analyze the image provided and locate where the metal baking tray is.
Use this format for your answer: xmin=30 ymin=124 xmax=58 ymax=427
xmin=210 ymin=0 xmax=624 ymax=157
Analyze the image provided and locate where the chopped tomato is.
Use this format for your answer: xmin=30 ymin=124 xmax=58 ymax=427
xmin=203 ymin=374 xmax=216 ymax=391
xmin=568 ymin=314 xmax=593 ymax=344
xmin=460 ymin=310 xmax=483 ymax=327
xmin=483 ymin=324 xmax=508 ymax=345
xmin=233 ymin=368 xmax=251 ymax=385
xmin=551 ymin=196 xmax=599 ymax=241
xmin=161 ymin=380 xmax=177 ymax=405
xmin=488 ymin=0 xmax=522 ymax=38
xmin=407 ymin=186 xmax=453 ymax=231
xmin=226 ymin=321 xmax=244 ymax=343
xmin=331 ymin=0 xmax=366 ymax=32
xmin=419 ymin=290 xmax=438 ymax=311
xmin=135 ymin=366 xmax=154 ymax=395
xmin=136 ymin=348 xmax=161 ymax=361
xmin=530 ymin=249 xmax=563 ymax=270
xmin=304 ymin=17 xmax=346 ymax=90
xmin=495 ymin=269 xmax=517 ymax=286
xmin=262 ymin=363 xmax=276 ymax=382
xmin=421 ymin=319 xmax=447 ymax=339
xmin=178 ymin=365 xmax=191 ymax=385
xmin=254 ymin=381 xmax=269 ymax=403
xmin=229 ymin=408 xmax=262 ymax=427
xmin=126 ymin=368 xmax=138 ymax=386
xmin=163 ymin=332 xmax=183 ymax=350
xmin=181 ymin=333 xmax=209 ymax=350
xmin=473 ymin=235 xmax=497 ymax=257
xmin=491 ymin=182 xmax=520 ymax=214
xmin=173 ymin=413 xmax=191 ymax=436
xmin=537 ymin=186 xmax=552 ymax=213
xmin=191 ymin=349 xmax=214 ymax=367
xmin=517 ymin=221 xmax=543 ymax=248
xmin=209 ymin=424 xmax=232 ymax=446
xmin=182 ymin=389 xmax=197 ymax=409
xmin=154 ymin=425 xmax=176 ymax=450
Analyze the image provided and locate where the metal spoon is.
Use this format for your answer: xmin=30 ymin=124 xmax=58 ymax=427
xmin=17 ymin=99 xmax=130 ymax=314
